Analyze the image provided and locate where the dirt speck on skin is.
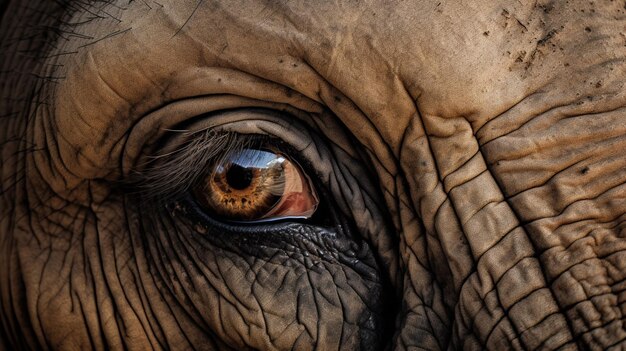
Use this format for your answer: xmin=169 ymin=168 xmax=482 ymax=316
xmin=499 ymin=8 xmax=530 ymax=31
xmin=581 ymin=166 xmax=590 ymax=174
xmin=500 ymin=8 xmax=511 ymax=28
xmin=483 ymin=31 xmax=490 ymax=36
xmin=537 ymin=29 xmax=559 ymax=46
xmin=538 ymin=3 xmax=555 ymax=13
xmin=585 ymin=26 xmax=592 ymax=32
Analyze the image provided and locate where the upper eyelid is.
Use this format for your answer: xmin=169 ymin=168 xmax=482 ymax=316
xmin=125 ymin=108 xmax=324 ymax=187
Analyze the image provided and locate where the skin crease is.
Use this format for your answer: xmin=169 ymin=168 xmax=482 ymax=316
xmin=1 ymin=0 xmax=626 ymax=349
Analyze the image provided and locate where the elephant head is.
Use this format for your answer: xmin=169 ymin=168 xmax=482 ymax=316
xmin=1 ymin=0 xmax=625 ymax=349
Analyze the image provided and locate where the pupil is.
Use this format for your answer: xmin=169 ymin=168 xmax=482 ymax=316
xmin=226 ymin=164 xmax=254 ymax=190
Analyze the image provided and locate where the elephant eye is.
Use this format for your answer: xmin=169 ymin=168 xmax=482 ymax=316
xmin=192 ymin=148 xmax=319 ymax=222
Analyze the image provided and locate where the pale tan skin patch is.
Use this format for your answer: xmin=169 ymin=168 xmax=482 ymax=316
xmin=2 ymin=0 xmax=626 ymax=349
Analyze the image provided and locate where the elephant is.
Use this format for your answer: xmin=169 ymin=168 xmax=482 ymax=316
xmin=1 ymin=0 xmax=626 ymax=349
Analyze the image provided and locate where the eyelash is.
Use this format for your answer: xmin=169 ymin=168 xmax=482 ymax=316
xmin=126 ymin=130 xmax=262 ymax=202
xmin=124 ymin=129 xmax=327 ymax=226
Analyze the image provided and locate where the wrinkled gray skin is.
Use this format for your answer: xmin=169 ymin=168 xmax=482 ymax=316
xmin=1 ymin=0 xmax=626 ymax=350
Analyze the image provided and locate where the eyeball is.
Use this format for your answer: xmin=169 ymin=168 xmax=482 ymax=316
xmin=193 ymin=148 xmax=319 ymax=222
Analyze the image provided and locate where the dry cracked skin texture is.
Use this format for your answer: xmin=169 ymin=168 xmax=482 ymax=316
xmin=1 ymin=0 xmax=626 ymax=350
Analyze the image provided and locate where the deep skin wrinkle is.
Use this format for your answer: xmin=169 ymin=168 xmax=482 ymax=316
xmin=2 ymin=0 xmax=626 ymax=349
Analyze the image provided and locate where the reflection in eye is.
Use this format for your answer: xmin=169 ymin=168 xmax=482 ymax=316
xmin=193 ymin=148 xmax=319 ymax=222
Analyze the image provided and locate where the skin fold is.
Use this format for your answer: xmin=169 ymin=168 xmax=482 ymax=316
xmin=1 ymin=0 xmax=626 ymax=349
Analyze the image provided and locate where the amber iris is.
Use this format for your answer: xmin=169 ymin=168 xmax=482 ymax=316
xmin=194 ymin=148 xmax=319 ymax=222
